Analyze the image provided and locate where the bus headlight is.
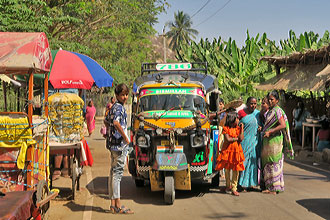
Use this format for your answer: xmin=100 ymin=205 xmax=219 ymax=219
xmin=136 ymin=134 xmax=150 ymax=148
xmin=156 ymin=128 xmax=163 ymax=135
xmin=175 ymin=128 xmax=183 ymax=135
xmin=190 ymin=133 xmax=205 ymax=148
xmin=137 ymin=136 xmax=147 ymax=145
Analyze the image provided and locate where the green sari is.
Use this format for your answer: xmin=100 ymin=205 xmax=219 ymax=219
xmin=261 ymin=105 xmax=294 ymax=192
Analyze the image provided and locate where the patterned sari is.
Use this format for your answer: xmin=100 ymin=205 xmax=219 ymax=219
xmin=238 ymin=109 xmax=260 ymax=187
xmin=261 ymin=106 xmax=294 ymax=192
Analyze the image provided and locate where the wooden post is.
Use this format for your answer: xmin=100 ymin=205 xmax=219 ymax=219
xmin=275 ymin=64 xmax=281 ymax=76
xmin=310 ymin=91 xmax=316 ymax=116
xmin=27 ymin=69 xmax=34 ymax=190
xmin=3 ymin=81 xmax=7 ymax=111
xmin=28 ymin=69 xmax=34 ymax=125
xmin=44 ymin=74 xmax=49 ymax=117
xmin=16 ymin=87 xmax=20 ymax=112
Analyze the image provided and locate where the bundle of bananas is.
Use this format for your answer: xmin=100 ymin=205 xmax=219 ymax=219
xmin=48 ymin=93 xmax=84 ymax=143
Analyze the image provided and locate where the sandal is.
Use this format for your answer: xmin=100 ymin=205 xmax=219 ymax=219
xmin=220 ymin=186 xmax=231 ymax=193
xmin=119 ymin=206 xmax=134 ymax=214
xmin=110 ymin=205 xmax=134 ymax=214
xmin=262 ymin=190 xmax=276 ymax=195
xmin=110 ymin=206 xmax=120 ymax=214
xmin=232 ymin=191 xmax=240 ymax=196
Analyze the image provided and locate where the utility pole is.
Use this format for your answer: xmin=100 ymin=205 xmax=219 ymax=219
xmin=162 ymin=25 xmax=167 ymax=63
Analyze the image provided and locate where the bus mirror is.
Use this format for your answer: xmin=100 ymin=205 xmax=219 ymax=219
xmin=193 ymin=97 xmax=201 ymax=109
xmin=141 ymin=99 xmax=148 ymax=111
xmin=209 ymin=92 xmax=218 ymax=112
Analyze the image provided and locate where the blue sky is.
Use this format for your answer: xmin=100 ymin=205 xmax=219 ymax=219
xmin=153 ymin=0 xmax=330 ymax=46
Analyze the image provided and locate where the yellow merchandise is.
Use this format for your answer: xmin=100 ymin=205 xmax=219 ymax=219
xmin=48 ymin=93 xmax=84 ymax=143
xmin=0 ymin=116 xmax=36 ymax=169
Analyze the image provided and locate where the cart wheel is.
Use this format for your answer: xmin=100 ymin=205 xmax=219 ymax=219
xmin=134 ymin=179 xmax=144 ymax=187
xmin=164 ymin=176 xmax=175 ymax=205
xmin=36 ymin=179 xmax=50 ymax=219
xmin=211 ymin=172 xmax=220 ymax=187
xmin=71 ymin=158 xmax=77 ymax=200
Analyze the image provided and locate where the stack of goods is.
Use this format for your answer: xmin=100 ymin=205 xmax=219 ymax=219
xmin=48 ymin=93 xmax=84 ymax=143
xmin=0 ymin=115 xmax=35 ymax=191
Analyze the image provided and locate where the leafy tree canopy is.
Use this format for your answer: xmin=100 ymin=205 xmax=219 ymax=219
xmin=165 ymin=10 xmax=198 ymax=51
xmin=0 ymin=0 xmax=168 ymax=90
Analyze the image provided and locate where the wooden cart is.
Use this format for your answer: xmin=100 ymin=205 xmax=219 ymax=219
xmin=49 ymin=142 xmax=82 ymax=200
xmin=0 ymin=32 xmax=56 ymax=219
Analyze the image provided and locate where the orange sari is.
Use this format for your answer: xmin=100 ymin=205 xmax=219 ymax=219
xmin=215 ymin=126 xmax=245 ymax=171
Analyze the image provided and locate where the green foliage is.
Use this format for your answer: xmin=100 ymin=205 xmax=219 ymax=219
xmin=0 ymin=0 xmax=167 ymax=108
xmin=177 ymin=30 xmax=330 ymax=103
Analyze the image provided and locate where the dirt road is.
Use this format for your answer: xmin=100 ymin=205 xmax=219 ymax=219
xmin=48 ymin=118 xmax=330 ymax=220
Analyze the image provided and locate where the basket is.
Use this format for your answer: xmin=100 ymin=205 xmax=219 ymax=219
xmin=224 ymin=100 xmax=243 ymax=110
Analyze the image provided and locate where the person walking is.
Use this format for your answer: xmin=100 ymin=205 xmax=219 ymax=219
xmin=215 ymin=111 xmax=245 ymax=196
xmin=261 ymin=90 xmax=294 ymax=194
xmin=104 ymin=83 xmax=133 ymax=214
xmin=237 ymin=97 xmax=260 ymax=190
xmin=86 ymin=100 xmax=96 ymax=136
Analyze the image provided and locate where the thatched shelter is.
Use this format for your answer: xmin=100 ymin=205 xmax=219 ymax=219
xmin=257 ymin=44 xmax=330 ymax=91
xmin=257 ymin=44 xmax=330 ymax=123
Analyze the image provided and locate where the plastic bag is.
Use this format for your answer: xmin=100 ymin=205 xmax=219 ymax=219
xmin=100 ymin=124 xmax=107 ymax=136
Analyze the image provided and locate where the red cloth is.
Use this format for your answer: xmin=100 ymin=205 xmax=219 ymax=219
xmin=238 ymin=109 xmax=247 ymax=120
xmin=318 ymin=129 xmax=330 ymax=141
xmin=81 ymin=138 xmax=93 ymax=167
xmin=215 ymin=126 xmax=245 ymax=171
xmin=0 ymin=191 xmax=34 ymax=220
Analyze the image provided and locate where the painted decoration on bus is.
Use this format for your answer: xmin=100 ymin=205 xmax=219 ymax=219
xmin=139 ymin=88 xmax=204 ymax=98
xmin=144 ymin=110 xmax=206 ymax=119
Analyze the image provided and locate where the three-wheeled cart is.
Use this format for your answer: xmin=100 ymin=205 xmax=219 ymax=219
xmin=49 ymin=142 xmax=83 ymax=200
xmin=47 ymin=92 xmax=86 ymax=200
xmin=0 ymin=32 xmax=57 ymax=219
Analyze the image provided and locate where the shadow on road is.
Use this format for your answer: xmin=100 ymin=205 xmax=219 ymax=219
xmin=203 ymin=212 xmax=247 ymax=219
xmin=284 ymin=173 xmax=329 ymax=181
xmin=53 ymin=187 xmax=74 ymax=200
xmin=296 ymin=198 xmax=330 ymax=219
xmin=286 ymin=160 xmax=330 ymax=182
xmin=86 ymin=176 xmax=222 ymax=205
xmin=64 ymin=201 xmax=109 ymax=213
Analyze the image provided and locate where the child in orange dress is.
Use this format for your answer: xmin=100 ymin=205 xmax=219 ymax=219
xmin=215 ymin=111 xmax=245 ymax=196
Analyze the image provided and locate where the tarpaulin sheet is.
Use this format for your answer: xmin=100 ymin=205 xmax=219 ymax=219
xmin=0 ymin=190 xmax=34 ymax=220
xmin=0 ymin=32 xmax=52 ymax=74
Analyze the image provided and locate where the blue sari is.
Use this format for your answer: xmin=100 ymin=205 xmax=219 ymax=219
xmin=238 ymin=109 xmax=260 ymax=187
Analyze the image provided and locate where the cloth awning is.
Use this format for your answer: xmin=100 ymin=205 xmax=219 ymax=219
xmin=255 ymin=64 xmax=330 ymax=91
xmin=0 ymin=32 xmax=52 ymax=75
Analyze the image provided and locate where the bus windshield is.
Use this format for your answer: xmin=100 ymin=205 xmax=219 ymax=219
xmin=138 ymin=93 xmax=206 ymax=114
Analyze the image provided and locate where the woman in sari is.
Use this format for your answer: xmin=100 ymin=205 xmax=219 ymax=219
xmin=86 ymin=100 xmax=96 ymax=136
xmin=261 ymin=90 xmax=294 ymax=194
xmin=238 ymin=97 xmax=260 ymax=189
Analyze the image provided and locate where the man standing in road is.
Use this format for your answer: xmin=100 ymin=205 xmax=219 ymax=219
xmin=104 ymin=83 xmax=134 ymax=214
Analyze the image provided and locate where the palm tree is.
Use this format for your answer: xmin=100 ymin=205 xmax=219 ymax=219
xmin=166 ymin=11 xmax=199 ymax=50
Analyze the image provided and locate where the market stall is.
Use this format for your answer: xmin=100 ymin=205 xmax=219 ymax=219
xmin=0 ymin=32 xmax=57 ymax=219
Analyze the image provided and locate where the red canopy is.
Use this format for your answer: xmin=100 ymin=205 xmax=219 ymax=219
xmin=0 ymin=32 xmax=52 ymax=75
